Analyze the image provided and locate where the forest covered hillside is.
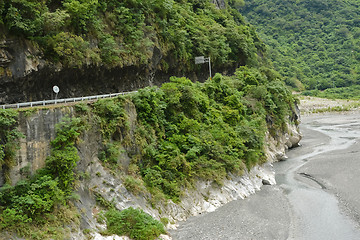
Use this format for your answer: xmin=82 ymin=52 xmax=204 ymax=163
xmin=0 ymin=1 xmax=304 ymax=239
xmin=1 ymin=0 xmax=259 ymax=68
xmin=0 ymin=0 xmax=268 ymax=103
xmin=241 ymin=0 xmax=360 ymax=92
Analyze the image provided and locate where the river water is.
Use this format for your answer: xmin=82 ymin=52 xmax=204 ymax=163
xmin=171 ymin=113 xmax=360 ymax=239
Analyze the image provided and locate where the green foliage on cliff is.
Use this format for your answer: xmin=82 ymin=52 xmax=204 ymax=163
xmin=0 ymin=117 xmax=84 ymax=238
xmin=105 ymin=207 xmax=166 ymax=240
xmin=241 ymin=0 xmax=360 ymax=91
xmin=0 ymin=70 xmax=296 ymax=238
xmin=93 ymin=97 xmax=128 ymax=139
xmin=83 ymin=67 xmax=293 ymax=202
xmin=0 ymin=109 xmax=23 ymax=184
xmin=131 ymin=72 xmax=294 ymax=201
xmin=45 ymin=117 xmax=85 ymax=194
xmin=0 ymin=0 xmax=265 ymax=69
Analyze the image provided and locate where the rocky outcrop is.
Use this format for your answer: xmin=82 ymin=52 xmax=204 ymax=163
xmin=265 ymin=122 xmax=302 ymax=162
xmin=212 ymin=0 xmax=226 ymax=9
xmin=1 ymin=107 xmax=72 ymax=186
xmin=0 ymin=36 xmax=236 ymax=105
xmin=1 ymin=100 xmax=302 ymax=239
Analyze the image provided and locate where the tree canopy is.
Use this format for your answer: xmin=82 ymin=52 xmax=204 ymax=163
xmin=241 ymin=0 xmax=360 ymax=91
xmin=0 ymin=0 xmax=267 ymax=71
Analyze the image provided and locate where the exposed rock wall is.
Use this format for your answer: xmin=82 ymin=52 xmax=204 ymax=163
xmin=0 ymin=37 xmax=237 ymax=105
xmin=212 ymin=0 xmax=226 ymax=9
xmin=2 ymin=107 xmax=73 ymax=186
xmin=2 ymin=103 xmax=301 ymax=239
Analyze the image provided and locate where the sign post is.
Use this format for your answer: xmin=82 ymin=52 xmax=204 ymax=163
xmin=195 ymin=56 xmax=212 ymax=80
xmin=53 ymin=86 xmax=59 ymax=103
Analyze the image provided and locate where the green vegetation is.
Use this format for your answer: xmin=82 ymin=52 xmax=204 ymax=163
xmin=0 ymin=117 xmax=84 ymax=238
xmin=302 ymin=85 xmax=360 ymax=100
xmin=0 ymin=2 xmax=302 ymax=238
xmin=0 ymin=0 xmax=266 ymax=70
xmin=90 ymin=68 xmax=296 ymax=203
xmin=45 ymin=117 xmax=85 ymax=194
xmin=105 ymin=207 xmax=166 ymax=240
xmin=0 ymin=66 xmax=297 ymax=240
xmin=93 ymin=97 xmax=128 ymax=140
xmin=92 ymin=97 xmax=130 ymax=169
xmin=0 ymin=109 xmax=23 ymax=183
xmin=241 ymin=0 xmax=360 ymax=91
xmin=130 ymin=72 xmax=295 ymax=202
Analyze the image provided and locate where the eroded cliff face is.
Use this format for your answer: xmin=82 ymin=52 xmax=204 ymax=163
xmin=265 ymin=104 xmax=302 ymax=162
xmin=0 ymin=107 xmax=71 ymax=186
xmin=0 ymin=36 xmax=236 ymax=105
xmin=2 ymin=102 xmax=301 ymax=239
xmin=212 ymin=0 xmax=226 ymax=9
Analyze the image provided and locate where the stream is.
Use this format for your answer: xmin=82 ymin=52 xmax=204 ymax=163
xmin=171 ymin=113 xmax=360 ymax=239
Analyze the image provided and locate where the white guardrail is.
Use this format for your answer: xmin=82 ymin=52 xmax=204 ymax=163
xmin=0 ymin=91 xmax=138 ymax=109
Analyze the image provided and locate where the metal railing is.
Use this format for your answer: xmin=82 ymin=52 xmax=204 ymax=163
xmin=0 ymin=91 xmax=138 ymax=109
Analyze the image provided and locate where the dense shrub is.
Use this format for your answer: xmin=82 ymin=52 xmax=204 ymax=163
xmin=0 ymin=109 xmax=23 ymax=183
xmin=45 ymin=117 xmax=85 ymax=194
xmin=90 ymin=70 xmax=294 ymax=203
xmin=93 ymin=97 xmax=128 ymax=138
xmin=105 ymin=207 xmax=165 ymax=240
xmin=3 ymin=0 xmax=47 ymax=36
xmin=128 ymin=71 xmax=294 ymax=201
xmin=0 ymin=0 xmax=265 ymax=69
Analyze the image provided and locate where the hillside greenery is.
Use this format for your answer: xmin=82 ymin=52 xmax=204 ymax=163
xmin=0 ymin=67 xmax=297 ymax=239
xmin=0 ymin=109 xmax=23 ymax=184
xmin=0 ymin=0 xmax=266 ymax=70
xmin=94 ymin=69 xmax=296 ymax=203
xmin=105 ymin=207 xmax=166 ymax=240
xmin=0 ymin=1 xmax=301 ymax=239
xmin=241 ymin=0 xmax=360 ymax=91
xmin=0 ymin=117 xmax=84 ymax=238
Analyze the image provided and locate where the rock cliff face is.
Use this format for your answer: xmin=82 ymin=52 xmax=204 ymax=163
xmin=0 ymin=36 xmax=236 ymax=105
xmin=4 ymin=107 xmax=72 ymax=186
xmin=2 ymin=102 xmax=301 ymax=239
xmin=0 ymin=0 xmax=247 ymax=105
xmin=212 ymin=0 xmax=226 ymax=9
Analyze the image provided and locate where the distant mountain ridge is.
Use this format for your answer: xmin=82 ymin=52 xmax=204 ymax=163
xmin=241 ymin=0 xmax=360 ymax=90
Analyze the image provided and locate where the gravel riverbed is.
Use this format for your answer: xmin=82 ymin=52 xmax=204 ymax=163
xmin=170 ymin=111 xmax=360 ymax=239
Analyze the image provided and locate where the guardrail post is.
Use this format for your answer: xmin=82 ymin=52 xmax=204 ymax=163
xmin=43 ymin=100 xmax=45 ymax=106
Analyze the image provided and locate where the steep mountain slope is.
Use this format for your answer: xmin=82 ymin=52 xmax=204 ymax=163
xmin=0 ymin=1 xmax=303 ymax=239
xmin=0 ymin=72 xmax=301 ymax=239
xmin=241 ymin=0 xmax=360 ymax=90
xmin=0 ymin=0 xmax=266 ymax=104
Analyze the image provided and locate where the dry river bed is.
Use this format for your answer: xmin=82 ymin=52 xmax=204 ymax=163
xmin=170 ymin=112 xmax=360 ymax=240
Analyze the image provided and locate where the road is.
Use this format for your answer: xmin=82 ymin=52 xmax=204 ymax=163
xmin=170 ymin=112 xmax=360 ymax=239
xmin=0 ymin=91 xmax=137 ymax=109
